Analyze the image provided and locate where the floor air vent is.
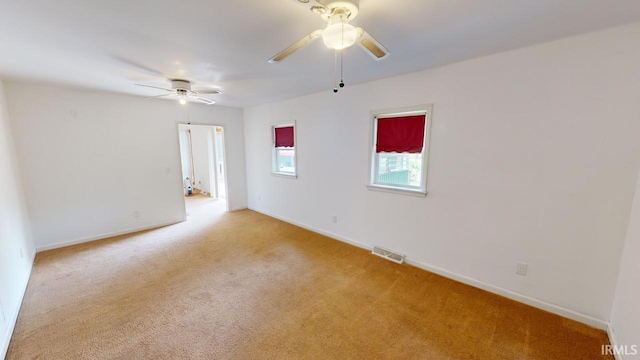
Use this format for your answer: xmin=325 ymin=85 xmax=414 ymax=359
xmin=372 ymin=246 xmax=405 ymax=264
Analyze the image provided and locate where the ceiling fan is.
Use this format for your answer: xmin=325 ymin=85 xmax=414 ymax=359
xmin=135 ymin=79 xmax=221 ymax=105
xmin=268 ymin=0 xmax=390 ymax=63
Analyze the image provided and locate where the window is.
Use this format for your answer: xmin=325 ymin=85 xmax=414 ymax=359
xmin=272 ymin=122 xmax=296 ymax=177
xmin=369 ymin=106 xmax=431 ymax=196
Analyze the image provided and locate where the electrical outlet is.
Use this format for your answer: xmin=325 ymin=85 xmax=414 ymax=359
xmin=258 ymin=195 xmax=261 ymax=202
xmin=332 ymin=215 xmax=338 ymax=223
xmin=20 ymin=248 xmax=23 ymax=258
xmin=516 ymin=262 xmax=528 ymax=276
xmin=133 ymin=211 xmax=140 ymax=218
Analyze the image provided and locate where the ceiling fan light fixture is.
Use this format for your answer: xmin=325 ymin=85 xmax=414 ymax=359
xmin=322 ymin=14 xmax=357 ymax=50
xmin=177 ymin=88 xmax=188 ymax=105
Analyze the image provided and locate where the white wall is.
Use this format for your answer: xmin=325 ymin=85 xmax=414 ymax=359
xmin=244 ymin=22 xmax=640 ymax=326
xmin=6 ymin=82 xmax=247 ymax=251
xmin=0 ymin=79 xmax=35 ymax=359
xmin=610 ymin=167 xmax=640 ymax=356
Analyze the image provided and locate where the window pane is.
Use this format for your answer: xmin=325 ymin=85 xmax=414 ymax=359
xmin=276 ymin=148 xmax=295 ymax=174
xmin=377 ymin=152 xmax=422 ymax=187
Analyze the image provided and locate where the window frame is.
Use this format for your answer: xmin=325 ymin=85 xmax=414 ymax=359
xmin=271 ymin=121 xmax=297 ymax=178
xmin=368 ymin=105 xmax=432 ymax=197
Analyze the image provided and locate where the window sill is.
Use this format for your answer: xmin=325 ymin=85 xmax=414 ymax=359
xmin=367 ymin=184 xmax=427 ymax=197
xmin=272 ymin=172 xmax=297 ymax=179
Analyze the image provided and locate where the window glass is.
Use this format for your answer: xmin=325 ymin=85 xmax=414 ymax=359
xmin=275 ymin=148 xmax=295 ymax=175
xmin=377 ymin=152 xmax=423 ymax=187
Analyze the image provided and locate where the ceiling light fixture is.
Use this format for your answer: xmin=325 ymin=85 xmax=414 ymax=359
xmin=178 ymin=89 xmax=187 ymax=105
xmin=322 ymin=11 xmax=357 ymax=50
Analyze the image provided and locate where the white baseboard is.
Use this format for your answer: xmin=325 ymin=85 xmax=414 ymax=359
xmin=404 ymin=257 xmax=608 ymax=330
xmin=249 ymin=207 xmax=373 ymax=252
xmin=248 ymin=206 xmax=608 ymax=331
xmin=36 ymin=219 xmax=185 ymax=252
xmin=1 ymin=251 xmax=35 ymax=360
xmin=607 ymin=324 xmax=623 ymax=360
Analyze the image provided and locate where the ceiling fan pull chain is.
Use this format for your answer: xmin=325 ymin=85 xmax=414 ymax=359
xmin=341 ymin=14 xmax=345 ymax=48
xmin=338 ymin=14 xmax=345 ymax=89
xmin=186 ymin=99 xmax=191 ymax=124
xmin=333 ymin=49 xmax=339 ymax=93
xmin=340 ymin=49 xmax=345 ymax=88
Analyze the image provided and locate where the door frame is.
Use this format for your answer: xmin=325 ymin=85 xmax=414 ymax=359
xmin=176 ymin=123 xmax=230 ymax=213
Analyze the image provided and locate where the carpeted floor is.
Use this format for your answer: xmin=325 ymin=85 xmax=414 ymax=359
xmin=7 ymin=195 xmax=612 ymax=359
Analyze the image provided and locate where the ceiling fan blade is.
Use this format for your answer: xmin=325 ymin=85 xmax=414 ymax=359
xmin=194 ymin=89 xmax=222 ymax=95
xmin=195 ymin=96 xmax=216 ymax=105
xmin=268 ymin=29 xmax=323 ymax=63
xmin=356 ymin=28 xmax=390 ymax=61
xmin=135 ymin=83 xmax=172 ymax=92
xmin=144 ymin=93 xmax=173 ymax=100
xmin=112 ymin=56 xmax=166 ymax=77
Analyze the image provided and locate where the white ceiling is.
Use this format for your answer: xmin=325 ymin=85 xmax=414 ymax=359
xmin=1 ymin=0 xmax=640 ymax=108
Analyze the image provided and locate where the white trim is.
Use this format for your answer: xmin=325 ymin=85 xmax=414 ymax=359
xmin=215 ymin=126 xmax=230 ymax=206
xmin=403 ymin=257 xmax=608 ymax=330
xmin=366 ymin=184 xmax=427 ymax=197
xmin=35 ymin=218 xmax=185 ymax=252
xmin=249 ymin=207 xmax=372 ymax=252
xmin=247 ymin=206 xmax=608 ymax=330
xmin=271 ymin=172 xmax=297 ymax=179
xmin=1 ymin=251 xmax=35 ymax=360
xmin=607 ymin=324 xmax=624 ymax=360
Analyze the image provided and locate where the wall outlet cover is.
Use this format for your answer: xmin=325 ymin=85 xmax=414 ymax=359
xmin=516 ymin=262 xmax=528 ymax=276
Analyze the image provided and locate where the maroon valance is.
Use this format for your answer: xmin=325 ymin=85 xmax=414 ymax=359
xmin=376 ymin=115 xmax=425 ymax=153
xmin=274 ymin=126 xmax=294 ymax=148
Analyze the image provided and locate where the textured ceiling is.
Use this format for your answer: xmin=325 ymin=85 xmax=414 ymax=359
xmin=1 ymin=0 xmax=640 ymax=108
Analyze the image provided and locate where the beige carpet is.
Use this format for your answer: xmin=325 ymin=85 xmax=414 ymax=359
xmin=7 ymin=195 xmax=612 ymax=359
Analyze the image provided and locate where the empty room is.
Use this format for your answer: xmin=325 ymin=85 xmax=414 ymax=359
xmin=1 ymin=1 xmax=639 ymax=359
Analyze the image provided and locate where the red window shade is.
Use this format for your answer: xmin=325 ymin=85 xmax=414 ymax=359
xmin=274 ymin=126 xmax=294 ymax=148
xmin=376 ymin=114 xmax=425 ymax=153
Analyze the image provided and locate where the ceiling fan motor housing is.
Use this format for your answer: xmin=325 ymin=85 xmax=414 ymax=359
xmin=319 ymin=0 xmax=359 ymax=21
xmin=171 ymin=79 xmax=192 ymax=91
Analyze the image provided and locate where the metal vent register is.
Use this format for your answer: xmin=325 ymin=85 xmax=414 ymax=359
xmin=371 ymin=246 xmax=405 ymax=264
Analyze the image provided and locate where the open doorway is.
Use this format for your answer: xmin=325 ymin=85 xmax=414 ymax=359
xmin=178 ymin=124 xmax=229 ymax=214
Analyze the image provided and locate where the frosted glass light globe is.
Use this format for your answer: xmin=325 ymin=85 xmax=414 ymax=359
xmin=322 ymin=16 xmax=357 ymax=50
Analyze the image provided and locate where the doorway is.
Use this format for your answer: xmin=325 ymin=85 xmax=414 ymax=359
xmin=178 ymin=124 xmax=229 ymax=213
